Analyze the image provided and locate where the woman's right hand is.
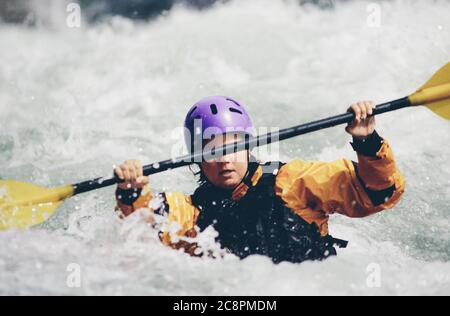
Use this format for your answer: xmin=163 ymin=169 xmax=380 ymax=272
xmin=114 ymin=160 xmax=149 ymax=190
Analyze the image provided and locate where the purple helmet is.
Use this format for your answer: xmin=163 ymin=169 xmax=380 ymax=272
xmin=184 ymin=96 xmax=256 ymax=153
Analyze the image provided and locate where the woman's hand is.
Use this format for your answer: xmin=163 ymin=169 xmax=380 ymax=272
xmin=345 ymin=101 xmax=376 ymax=139
xmin=114 ymin=160 xmax=149 ymax=190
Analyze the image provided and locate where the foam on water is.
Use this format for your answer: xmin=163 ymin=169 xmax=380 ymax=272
xmin=1 ymin=0 xmax=450 ymax=295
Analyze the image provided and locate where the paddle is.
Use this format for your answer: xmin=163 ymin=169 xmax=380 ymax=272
xmin=1 ymin=62 xmax=449 ymax=232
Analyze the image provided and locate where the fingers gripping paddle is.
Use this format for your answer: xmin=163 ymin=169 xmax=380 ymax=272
xmin=1 ymin=62 xmax=449 ymax=231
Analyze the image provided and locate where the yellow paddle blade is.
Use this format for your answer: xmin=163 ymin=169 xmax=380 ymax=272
xmin=0 ymin=180 xmax=74 ymax=231
xmin=409 ymin=62 xmax=450 ymax=119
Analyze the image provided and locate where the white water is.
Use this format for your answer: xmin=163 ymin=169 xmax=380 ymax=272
xmin=1 ymin=0 xmax=450 ymax=295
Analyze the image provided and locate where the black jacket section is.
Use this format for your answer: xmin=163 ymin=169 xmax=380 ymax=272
xmin=191 ymin=162 xmax=347 ymax=264
xmin=116 ymin=187 xmax=143 ymax=206
xmin=351 ymin=130 xmax=383 ymax=157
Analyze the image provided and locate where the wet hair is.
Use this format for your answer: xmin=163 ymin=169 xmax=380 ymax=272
xmin=189 ymin=164 xmax=208 ymax=186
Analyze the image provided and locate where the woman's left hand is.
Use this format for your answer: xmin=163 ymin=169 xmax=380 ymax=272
xmin=345 ymin=101 xmax=376 ymax=139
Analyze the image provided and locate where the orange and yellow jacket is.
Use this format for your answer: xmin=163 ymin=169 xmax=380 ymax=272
xmin=116 ymin=131 xmax=405 ymax=250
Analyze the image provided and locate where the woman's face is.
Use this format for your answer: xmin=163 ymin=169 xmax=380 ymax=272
xmin=200 ymin=135 xmax=249 ymax=190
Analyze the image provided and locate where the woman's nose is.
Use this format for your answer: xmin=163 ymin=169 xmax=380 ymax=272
xmin=217 ymin=153 xmax=233 ymax=163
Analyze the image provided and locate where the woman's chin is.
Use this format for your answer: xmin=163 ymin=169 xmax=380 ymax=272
xmin=217 ymin=179 xmax=240 ymax=190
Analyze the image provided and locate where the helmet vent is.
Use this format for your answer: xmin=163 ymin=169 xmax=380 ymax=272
xmin=210 ymin=104 xmax=218 ymax=115
xmin=229 ymin=107 xmax=243 ymax=115
xmin=227 ymin=98 xmax=241 ymax=107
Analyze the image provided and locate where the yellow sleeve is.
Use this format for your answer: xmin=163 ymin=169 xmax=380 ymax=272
xmin=275 ymin=141 xmax=406 ymax=219
xmin=115 ymin=184 xmax=153 ymax=217
xmin=159 ymin=192 xmax=200 ymax=246
xmin=116 ymin=185 xmax=200 ymax=245
xmin=115 ymin=183 xmax=192 ymax=224
xmin=356 ymin=140 xmax=401 ymax=190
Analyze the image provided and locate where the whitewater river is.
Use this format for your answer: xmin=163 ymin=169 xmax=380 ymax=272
xmin=0 ymin=0 xmax=449 ymax=295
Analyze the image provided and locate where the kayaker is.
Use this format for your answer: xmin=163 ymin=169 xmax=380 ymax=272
xmin=114 ymin=96 xmax=405 ymax=263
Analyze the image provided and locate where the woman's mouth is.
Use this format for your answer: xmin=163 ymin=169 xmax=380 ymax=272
xmin=219 ymin=170 xmax=235 ymax=177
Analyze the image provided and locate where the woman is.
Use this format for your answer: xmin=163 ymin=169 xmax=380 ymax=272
xmin=114 ymin=96 xmax=405 ymax=263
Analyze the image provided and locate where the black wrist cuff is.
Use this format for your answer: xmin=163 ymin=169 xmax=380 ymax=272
xmin=116 ymin=187 xmax=142 ymax=206
xmin=350 ymin=130 xmax=383 ymax=157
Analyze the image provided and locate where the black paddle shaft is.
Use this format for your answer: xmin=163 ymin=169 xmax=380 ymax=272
xmin=73 ymin=97 xmax=411 ymax=195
